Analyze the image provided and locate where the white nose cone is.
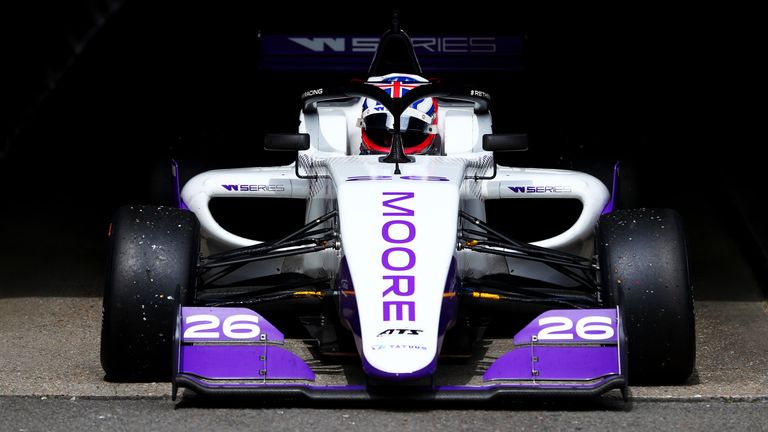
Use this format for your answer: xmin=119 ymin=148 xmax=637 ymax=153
xmin=335 ymin=166 xmax=461 ymax=377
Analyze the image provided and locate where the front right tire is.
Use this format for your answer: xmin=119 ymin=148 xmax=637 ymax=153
xmin=101 ymin=205 xmax=199 ymax=381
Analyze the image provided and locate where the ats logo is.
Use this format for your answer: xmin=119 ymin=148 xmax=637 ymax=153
xmin=377 ymin=328 xmax=424 ymax=337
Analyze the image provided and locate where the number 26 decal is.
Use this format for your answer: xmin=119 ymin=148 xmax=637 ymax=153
xmin=537 ymin=316 xmax=614 ymax=341
xmin=183 ymin=314 xmax=261 ymax=339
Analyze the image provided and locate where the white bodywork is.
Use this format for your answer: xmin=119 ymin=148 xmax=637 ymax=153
xmin=181 ymin=100 xmax=609 ymax=376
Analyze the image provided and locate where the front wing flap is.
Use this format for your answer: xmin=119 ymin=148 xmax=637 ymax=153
xmin=173 ymin=307 xmax=627 ymax=400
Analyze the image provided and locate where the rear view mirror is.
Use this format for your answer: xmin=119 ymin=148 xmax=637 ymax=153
xmin=264 ymin=133 xmax=310 ymax=151
xmin=482 ymin=134 xmax=528 ymax=152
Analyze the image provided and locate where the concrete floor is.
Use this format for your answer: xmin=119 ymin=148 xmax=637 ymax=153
xmin=1 ymin=296 xmax=766 ymax=400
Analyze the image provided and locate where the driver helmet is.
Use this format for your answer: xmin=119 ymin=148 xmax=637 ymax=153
xmin=359 ymin=73 xmax=439 ymax=155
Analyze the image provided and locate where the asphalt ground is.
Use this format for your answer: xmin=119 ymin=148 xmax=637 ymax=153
xmin=2 ymin=397 xmax=768 ymax=432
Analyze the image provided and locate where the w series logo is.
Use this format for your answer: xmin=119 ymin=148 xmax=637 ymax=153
xmin=222 ymin=184 xmax=285 ymax=192
xmin=508 ymin=186 xmax=572 ymax=193
xmin=288 ymin=37 xmax=498 ymax=53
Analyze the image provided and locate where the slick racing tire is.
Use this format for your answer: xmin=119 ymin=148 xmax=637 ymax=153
xmin=101 ymin=205 xmax=200 ymax=381
xmin=597 ymin=208 xmax=695 ymax=385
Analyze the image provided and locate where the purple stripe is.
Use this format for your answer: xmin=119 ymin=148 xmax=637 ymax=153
xmin=179 ymin=374 xmax=366 ymax=390
xmin=180 ymin=345 xmax=315 ymax=381
xmin=601 ymin=161 xmax=620 ymax=215
xmin=484 ymin=346 xmax=620 ymax=381
xmin=438 ymin=258 xmax=459 ymax=339
xmin=337 ymin=257 xmax=361 ymax=341
xmin=171 ymin=159 xmax=186 ymax=209
xmin=177 ymin=374 xmax=619 ymax=391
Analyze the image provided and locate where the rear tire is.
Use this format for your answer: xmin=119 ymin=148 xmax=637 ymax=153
xmin=597 ymin=208 xmax=695 ymax=384
xmin=101 ymin=205 xmax=200 ymax=381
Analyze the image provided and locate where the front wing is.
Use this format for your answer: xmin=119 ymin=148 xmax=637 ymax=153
xmin=172 ymin=307 xmax=627 ymax=400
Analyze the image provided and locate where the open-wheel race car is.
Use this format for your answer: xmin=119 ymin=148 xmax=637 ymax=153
xmin=101 ymin=20 xmax=694 ymax=401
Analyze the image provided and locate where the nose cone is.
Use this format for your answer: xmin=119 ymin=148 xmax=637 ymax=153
xmin=331 ymin=160 xmax=463 ymax=379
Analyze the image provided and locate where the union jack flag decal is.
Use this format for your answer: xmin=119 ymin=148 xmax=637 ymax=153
xmin=374 ymin=80 xmax=421 ymax=98
xmin=363 ymin=74 xmax=431 ymax=112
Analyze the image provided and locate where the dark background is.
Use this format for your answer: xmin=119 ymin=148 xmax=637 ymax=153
xmin=0 ymin=2 xmax=763 ymax=298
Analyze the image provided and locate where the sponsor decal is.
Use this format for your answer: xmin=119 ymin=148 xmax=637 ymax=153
xmin=370 ymin=344 xmax=428 ymax=351
xmin=301 ymin=88 xmax=323 ymax=98
xmin=381 ymin=192 xmax=416 ymax=322
xmin=507 ymin=186 xmax=572 ymax=193
xmin=470 ymin=89 xmax=490 ymax=99
xmin=222 ymin=184 xmax=286 ymax=192
xmin=377 ymin=328 xmax=424 ymax=337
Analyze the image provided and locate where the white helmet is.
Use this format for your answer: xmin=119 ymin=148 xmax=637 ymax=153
xmin=360 ymin=73 xmax=438 ymax=155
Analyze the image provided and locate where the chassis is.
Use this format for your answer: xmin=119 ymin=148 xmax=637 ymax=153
xmin=101 ymin=22 xmax=694 ymax=401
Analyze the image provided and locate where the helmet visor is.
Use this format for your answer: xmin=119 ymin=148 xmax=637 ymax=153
xmin=363 ymin=113 xmax=430 ymax=149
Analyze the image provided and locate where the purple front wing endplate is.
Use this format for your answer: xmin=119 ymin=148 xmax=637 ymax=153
xmin=173 ymin=307 xmax=626 ymax=400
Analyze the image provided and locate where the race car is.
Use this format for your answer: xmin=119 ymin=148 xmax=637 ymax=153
xmin=100 ymin=19 xmax=694 ymax=401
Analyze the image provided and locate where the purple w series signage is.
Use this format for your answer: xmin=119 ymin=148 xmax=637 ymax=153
xmin=260 ymin=35 xmax=523 ymax=72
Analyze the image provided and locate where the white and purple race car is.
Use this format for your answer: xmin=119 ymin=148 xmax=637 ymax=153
xmin=101 ymin=22 xmax=694 ymax=401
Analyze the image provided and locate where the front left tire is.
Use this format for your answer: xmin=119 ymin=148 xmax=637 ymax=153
xmin=597 ymin=208 xmax=695 ymax=384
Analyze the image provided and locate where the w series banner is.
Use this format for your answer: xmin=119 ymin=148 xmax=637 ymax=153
xmin=260 ymin=35 xmax=523 ymax=72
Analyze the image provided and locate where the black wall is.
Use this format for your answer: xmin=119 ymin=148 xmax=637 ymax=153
xmin=1 ymin=3 xmax=763 ymax=294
